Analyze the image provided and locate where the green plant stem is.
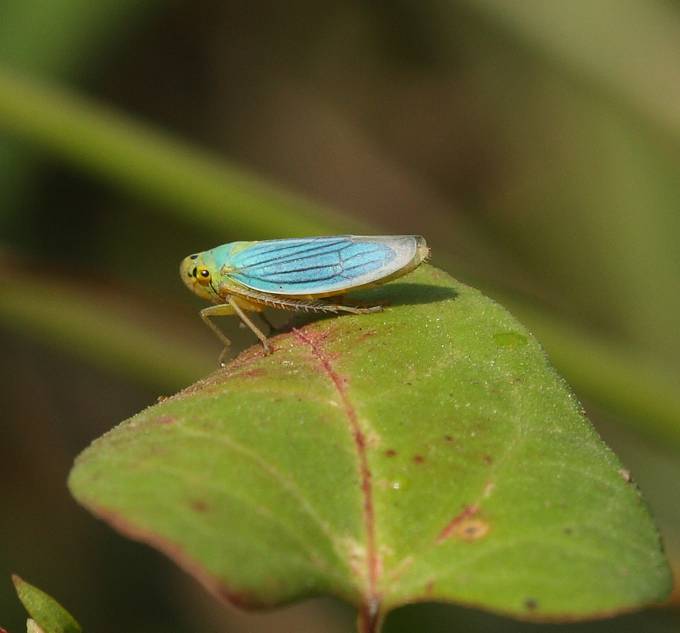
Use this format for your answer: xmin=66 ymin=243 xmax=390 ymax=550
xmin=0 ymin=67 xmax=678 ymax=450
xmin=0 ymin=275 xmax=211 ymax=390
xmin=0 ymin=66 xmax=358 ymax=237
xmin=507 ymin=298 xmax=680 ymax=453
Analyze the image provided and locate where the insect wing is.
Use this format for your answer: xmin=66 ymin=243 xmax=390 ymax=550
xmin=229 ymin=235 xmax=418 ymax=295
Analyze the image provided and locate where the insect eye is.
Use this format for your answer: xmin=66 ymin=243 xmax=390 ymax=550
xmin=197 ymin=268 xmax=211 ymax=285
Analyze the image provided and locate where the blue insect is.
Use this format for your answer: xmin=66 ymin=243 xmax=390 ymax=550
xmin=180 ymin=235 xmax=429 ymax=360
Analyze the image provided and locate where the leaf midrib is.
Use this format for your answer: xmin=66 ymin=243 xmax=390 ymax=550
xmin=291 ymin=327 xmax=381 ymax=611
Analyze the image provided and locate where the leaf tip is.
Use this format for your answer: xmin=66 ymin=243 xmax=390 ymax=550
xmin=10 ymin=574 xmax=82 ymax=633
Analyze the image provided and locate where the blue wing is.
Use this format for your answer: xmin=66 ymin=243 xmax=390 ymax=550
xmin=227 ymin=235 xmax=418 ymax=295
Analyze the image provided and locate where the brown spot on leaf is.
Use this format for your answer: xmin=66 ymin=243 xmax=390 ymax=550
xmin=525 ymin=598 xmax=538 ymax=611
xmin=563 ymin=527 xmax=573 ymax=535
xmin=156 ymin=415 xmax=176 ymax=425
xmin=437 ymin=505 xmax=489 ymax=543
xmin=483 ymin=454 xmax=493 ymax=465
xmin=156 ymin=395 xmax=168 ymax=403
xmin=413 ymin=454 xmax=425 ymax=464
xmin=436 ymin=504 xmax=489 ymax=543
xmin=443 ymin=435 xmax=454 ymax=443
xmin=384 ymin=449 xmax=397 ymax=458
xmin=357 ymin=329 xmax=378 ymax=341
xmin=424 ymin=580 xmax=435 ymax=596
xmin=458 ymin=519 xmax=489 ymax=541
xmin=189 ymin=499 xmax=209 ymax=513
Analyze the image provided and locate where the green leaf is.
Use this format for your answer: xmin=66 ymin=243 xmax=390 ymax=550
xmin=12 ymin=576 xmax=81 ymax=633
xmin=68 ymin=265 xmax=671 ymax=630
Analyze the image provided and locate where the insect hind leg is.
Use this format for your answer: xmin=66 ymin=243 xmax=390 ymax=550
xmin=330 ymin=303 xmax=383 ymax=314
xmin=237 ymin=288 xmax=383 ymax=315
xmin=218 ymin=283 xmax=383 ymax=330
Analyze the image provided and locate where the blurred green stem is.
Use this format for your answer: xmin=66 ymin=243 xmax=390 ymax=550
xmin=0 ymin=66 xmax=357 ymax=237
xmin=458 ymin=0 xmax=680 ymax=144
xmin=506 ymin=299 xmax=680 ymax=452
xmin=0 ymin=67 xmax=678 ymax=449
xmin=0 ymin=274 xmax=211 ymax=390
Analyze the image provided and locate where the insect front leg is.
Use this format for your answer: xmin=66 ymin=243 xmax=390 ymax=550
xmin=200 ymin=303 xmax=237 ymax=365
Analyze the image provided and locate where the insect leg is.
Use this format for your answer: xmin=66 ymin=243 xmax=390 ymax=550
xmin=228 ymin=296 xmax=272 ymax=355
xmin=286 ymin=297 xmax=383 ymax=314
xmin=220 ymin=284 xmax=383 ymax=315
xmin=200 ymin=303 xmax=236 ymax=365
xmin=255 ymin=294 xmax=382 ymax=314
xmin=330 ymin=303 xmax=383 ymax=315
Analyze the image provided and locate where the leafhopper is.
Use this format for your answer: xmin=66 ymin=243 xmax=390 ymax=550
xmin=180 ymin=235 xmax=429 ymax=361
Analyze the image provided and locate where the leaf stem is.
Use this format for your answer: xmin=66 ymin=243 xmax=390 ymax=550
xmin=357 ymin=600 xmax=383 ymax=633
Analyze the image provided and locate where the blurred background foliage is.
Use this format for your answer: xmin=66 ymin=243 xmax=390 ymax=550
xmin=1 ymin=1 xmax=679 ymax=632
